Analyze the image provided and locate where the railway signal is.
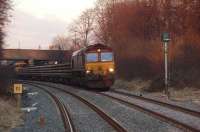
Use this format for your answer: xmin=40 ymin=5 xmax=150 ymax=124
xmin=162 ymin=32 xmax=170 ymax=98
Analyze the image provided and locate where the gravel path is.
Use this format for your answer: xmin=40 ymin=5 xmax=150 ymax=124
xmin=12 ymin=84 xmax=65 ymax=132
xmin=42 ymin=82 xmax=183 ymax=132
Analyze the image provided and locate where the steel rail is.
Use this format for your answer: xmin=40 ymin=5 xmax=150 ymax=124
xmin=111 ymin=90 xmax=200 ymax=118
xmin=28 ymin=83 xmax=76 ymax=132
xmin=26 ymin=82 xmax=127 ymax=132
xmin=100 ymin=92 xmax=200 ymax=132
xmin=23 ymin=81 xmax=200 ymax=131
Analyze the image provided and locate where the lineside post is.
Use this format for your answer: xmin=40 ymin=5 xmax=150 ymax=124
xmin=13 ymin=84 xmax=23 ymax=109
xmin=162 ymin=32 xmax=170 ymax=98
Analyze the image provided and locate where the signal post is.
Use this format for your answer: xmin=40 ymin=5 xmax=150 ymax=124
xmin=162 ymin=32 xmax=170 ymax=98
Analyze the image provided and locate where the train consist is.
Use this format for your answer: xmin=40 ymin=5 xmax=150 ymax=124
xmin=18 ymin=43 xmax=115 ymax=89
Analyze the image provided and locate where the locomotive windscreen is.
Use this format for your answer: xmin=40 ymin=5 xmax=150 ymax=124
xmin=100 ymin=52 xmax=113 ymax=62
xmin=86 ymin=53 xmax=98 ymax=62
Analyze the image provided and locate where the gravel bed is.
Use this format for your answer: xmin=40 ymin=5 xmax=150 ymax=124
xmin=43 ymin=86 xmax=116 ymax=132
xmin=12 ymin=84 xmax=65 ymax=132
xmin=42 ymin=82 xmax=183 ymax=132
xmin=105 ymin=91 xmax=200 ymax=130
xmin=114 ymin=89 xmax=200 ymax=113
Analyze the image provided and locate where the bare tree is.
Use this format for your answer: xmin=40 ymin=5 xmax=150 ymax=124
xmin=0 ymin=0 xmax=11 ymax=52
xmin=49 ymin=35 xmax=72 ymax=50
xmin=94 ymin=0 xmax=126 ymax=45
xmin=0 ymin=0 xmax=12 ymax=94
xmin=69 ymin=9 xmax=95 ymax=47
xmin=93 ymin=0 xmax=200 ymax=83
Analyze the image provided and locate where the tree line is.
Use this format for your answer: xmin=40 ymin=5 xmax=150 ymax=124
xmin=0 ymin=0 xmax=12 ymax=94
xmin=0 ymin=0 xmax=10 ymax=53
xmin=49 ymin=0 xmax=200 ymax=88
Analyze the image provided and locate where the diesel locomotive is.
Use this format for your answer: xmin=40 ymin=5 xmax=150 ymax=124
xmin=18 ymin=43 xmax=115 ymax=89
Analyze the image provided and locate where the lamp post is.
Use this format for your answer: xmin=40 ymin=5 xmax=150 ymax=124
xmin=162 ymin=32 xmax=170 ymax=98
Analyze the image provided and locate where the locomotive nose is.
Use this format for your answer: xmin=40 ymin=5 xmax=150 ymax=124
xmin=85 ymin=61 xmax=115 ymax=76
xmin=98 ymin=66 xmax=114 ymax=75
xmin=88 ymin=66 xmax=105 ymax=75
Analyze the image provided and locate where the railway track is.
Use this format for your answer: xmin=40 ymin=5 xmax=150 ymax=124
xmin=29 ymin=84 xmax=76 ymax=132
xmin=100 ymin=91 xmax=200 ymax=132
xmin=111 ymin=90 xmax=200 ymax=118
xmin=26 ymin=82 xmax=127 ymax=132
xmin=25 ymin=81 xmax=200 ymax=132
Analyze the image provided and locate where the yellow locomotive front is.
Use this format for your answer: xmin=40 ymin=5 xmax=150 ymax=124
xmin=71 ymin=43 xmax=115 ymax=89
xmin=84 ymin=45 xmax=115 ymax=88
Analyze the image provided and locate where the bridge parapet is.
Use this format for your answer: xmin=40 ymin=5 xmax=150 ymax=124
xmin=0 ymin=49 xmax=72 ymax=63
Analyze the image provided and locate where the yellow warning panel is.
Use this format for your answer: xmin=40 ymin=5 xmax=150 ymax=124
xmin=13 ymin=84 xmax=23 ymax=94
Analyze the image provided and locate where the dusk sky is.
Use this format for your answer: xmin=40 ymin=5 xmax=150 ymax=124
xmin=5 ymin=0 xmax=96 ymax=49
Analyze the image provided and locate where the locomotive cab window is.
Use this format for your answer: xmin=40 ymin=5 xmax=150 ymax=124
xmin=101 ymin=52 xmax=113 ymax=62
xmin=86 ymin=53 xmax=98 ymax=62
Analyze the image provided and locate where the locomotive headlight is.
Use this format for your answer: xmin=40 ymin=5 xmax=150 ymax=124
xmin=86 ymin=70 xmax=91 ymax=74
xmin=109 ymin=68 xmax=114 ymax=73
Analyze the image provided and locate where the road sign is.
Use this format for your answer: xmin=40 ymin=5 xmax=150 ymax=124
xmin=162 ymin=32 xmax=170 ymax=42
xmin=13 ymin=84 xmax=23 ymax=94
